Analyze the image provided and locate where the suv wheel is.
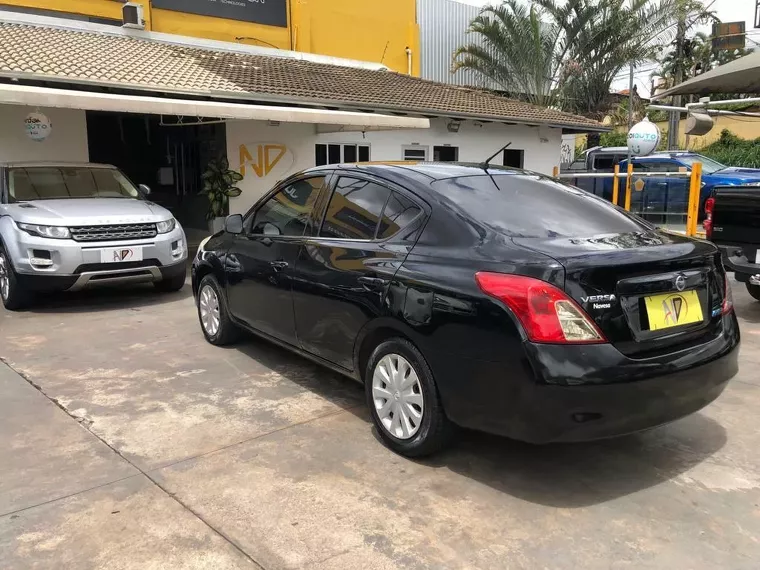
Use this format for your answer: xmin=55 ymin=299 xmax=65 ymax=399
xmin=748 ymin=283 xmax=760 ymax=302
xmin=365 ymin=338 xmax=453 ymax=457
xmin=0 ymin=247 xmax=32 ymax=311
xmin=197 ymin=274 xmax=240 ymax=345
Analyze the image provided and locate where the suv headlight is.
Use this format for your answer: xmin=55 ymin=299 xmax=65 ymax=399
xmin=17 ymin=223 xmax=71 ymax=239
xmin=156 ymin=218 xmax=176 ymax=234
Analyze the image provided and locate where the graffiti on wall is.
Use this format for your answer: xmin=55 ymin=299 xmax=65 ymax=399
xmin=239 ymin=143 xmax=294 ymax=178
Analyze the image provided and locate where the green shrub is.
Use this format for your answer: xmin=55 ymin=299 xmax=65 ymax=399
xmin=699 ymin=129 xmax=760 ymax=168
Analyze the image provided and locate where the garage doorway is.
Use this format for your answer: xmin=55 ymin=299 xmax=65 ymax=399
xmin=86 ymin=112 xmax=226 ymax=231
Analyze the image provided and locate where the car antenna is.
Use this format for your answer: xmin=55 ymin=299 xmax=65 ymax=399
xmin=480 ymin=142 xmax=512 ymax=191
xmin=480 ymin=142 xmax=512 ymax=170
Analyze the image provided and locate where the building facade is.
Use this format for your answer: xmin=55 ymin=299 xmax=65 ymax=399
xmin=0 ymin=14 xmax=604 ymax=232
xmin=0 ymin=0 xmax=421 ymax=75
xmin=417 ymin=0 xmax=498 ymax=89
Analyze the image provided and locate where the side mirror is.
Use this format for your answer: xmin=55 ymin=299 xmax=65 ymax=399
xmin=225 ymin=214 xmax=244 ymax=235
xmin=139 ymin=184 xmax=151 ymax=196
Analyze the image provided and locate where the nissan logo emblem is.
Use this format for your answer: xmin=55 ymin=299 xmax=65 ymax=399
xmin=675 ymin=275 xmax=686 ymax=292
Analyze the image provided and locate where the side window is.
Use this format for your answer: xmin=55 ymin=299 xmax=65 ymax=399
xmin=378 ymin=192 xmax=422 ymax=239
xmin=593 ymin=155 xmax=615 ymax=170
xmin=320 ymin=177 xmax=391 ymax=240
xmin=251 ymin=177 xmax=325 ymax=237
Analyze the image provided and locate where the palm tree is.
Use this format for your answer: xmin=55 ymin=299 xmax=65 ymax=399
xmin=453 ymin=0 xmax=699 ymax=146
xmin=452 ymin=0 xmax=562 ymax=107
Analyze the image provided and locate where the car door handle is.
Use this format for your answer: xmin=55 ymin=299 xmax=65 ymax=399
xmin=270 ymin=261 xmax=289 ymax=271
xmin=358 ymin=276 xmax=389 ymax=290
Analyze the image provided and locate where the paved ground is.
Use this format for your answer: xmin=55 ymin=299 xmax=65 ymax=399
xmin=1 ymin=279 xmax=759 ymax=569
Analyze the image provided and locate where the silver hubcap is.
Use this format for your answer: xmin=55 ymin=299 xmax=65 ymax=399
xmin=0 ymin=253 xmax=9 ymax=301
xmin=199 ymin=285 xmax=221 ymax=336
xmin=372 ymin=354 xmax=424 ymax=440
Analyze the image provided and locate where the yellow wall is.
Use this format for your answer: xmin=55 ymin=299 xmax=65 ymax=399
xmin=2 ymin=0 xmax=420 ymax=75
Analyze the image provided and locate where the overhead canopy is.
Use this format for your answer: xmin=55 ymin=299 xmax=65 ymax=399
xmin=653 ymin=51 xmax=760 ymax=100
xmin=0 ymin=83 xmax=430 ymax=130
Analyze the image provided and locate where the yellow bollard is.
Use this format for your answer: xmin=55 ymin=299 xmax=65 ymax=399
xmin=624 ymin=163 xmax=633 ymax=211
xmin=552 ymin=165 xmax=560 ymax=178
xmin=686 ymin=162 xmax=703 ymax=237
xmin=612 ymin=164 xmax=620 ymax=207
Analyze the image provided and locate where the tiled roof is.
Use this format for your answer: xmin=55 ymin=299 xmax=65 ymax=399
xmin=0 ymin=20 xmax=605 ymax=131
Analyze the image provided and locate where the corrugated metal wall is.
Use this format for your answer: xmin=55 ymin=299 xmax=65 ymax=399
xmin=416 ymin=0 xmax=499 ymax=89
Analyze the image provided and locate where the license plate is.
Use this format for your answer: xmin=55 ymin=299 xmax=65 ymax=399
xmin=100 ymin=247 xmax=143 ymax=264
xmin=644 ymin=290 xmax=704 ymax=331
xmin=756 ymin=249 xmax=760 ymax=265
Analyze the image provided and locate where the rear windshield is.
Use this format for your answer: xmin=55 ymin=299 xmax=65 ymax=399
xmin=8 ymin=167 xmax=139 ymax=202
xmin=432 ymin=174 xmax=647 ymax=238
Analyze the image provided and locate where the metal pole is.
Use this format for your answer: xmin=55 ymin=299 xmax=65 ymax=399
xmin=627 ymin=64 xmax=635 ymax=131
xmin=613 ymin=164 xmax=620 ymax=206
xmin=668 ymin=14 xmax=687 ymax=150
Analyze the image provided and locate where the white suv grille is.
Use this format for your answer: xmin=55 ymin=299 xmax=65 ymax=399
xmin=70 ymin=223 xmax=157 ymax=242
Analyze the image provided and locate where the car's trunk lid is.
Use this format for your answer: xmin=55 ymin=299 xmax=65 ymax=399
xmin=513 ymin=230 xmax=726 ymax=357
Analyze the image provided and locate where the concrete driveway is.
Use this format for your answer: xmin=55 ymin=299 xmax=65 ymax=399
xmin=1 ymin=280 xmax=759 ymax=569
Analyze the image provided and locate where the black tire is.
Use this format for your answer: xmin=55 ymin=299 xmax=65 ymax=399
xmin=196 ymin=274 xmax=241 ymax=345
xmin=0 ymin=246 xmax=33 ymax=311
xmin=154 ymin=271 xmax=186 ymax=292
xmin=365 ymin=338 xmax=454 ymax=457
xmin=748 ymin=283 xmax=760 ymax=302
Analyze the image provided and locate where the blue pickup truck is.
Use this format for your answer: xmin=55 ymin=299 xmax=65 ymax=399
xmin=564 ymin=147 xmax=760 ymax=222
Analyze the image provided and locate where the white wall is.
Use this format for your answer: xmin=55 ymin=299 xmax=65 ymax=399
xmin=0 ymin=105 xmax=89 ymax=163
xmin=226 ymin=118 xmax=563 ymax=212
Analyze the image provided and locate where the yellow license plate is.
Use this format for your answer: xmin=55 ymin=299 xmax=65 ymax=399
xmin=644 ymin=290 xmax=704 ymax=331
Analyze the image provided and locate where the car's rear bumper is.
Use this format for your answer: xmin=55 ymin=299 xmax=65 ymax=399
xmin=716 ymin=245 xmax=760 ymax=281
xmin=432 ymin=312 xmax=740 ymax=444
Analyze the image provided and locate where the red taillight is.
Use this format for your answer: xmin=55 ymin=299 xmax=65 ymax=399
xmin=475 ymin=272 xmax=607 ymax=344
xmin=704 ymin=197 xmax=715 ymax=238
xmin=722 ymin=273 xmax=734 ymax=315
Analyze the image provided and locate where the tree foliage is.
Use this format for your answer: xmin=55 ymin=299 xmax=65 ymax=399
xmin=453 ymin=0 xmax=718 ymax=123
xmin=699 ymin=130 xmax=760 ymax=168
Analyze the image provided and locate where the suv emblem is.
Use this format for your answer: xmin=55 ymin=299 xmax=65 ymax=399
xmin=675 ymin=275 xmax=686 ymax=292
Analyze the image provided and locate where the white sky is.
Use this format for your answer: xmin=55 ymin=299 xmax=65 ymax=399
xmin=454 ymin=0 xmax=758 ymax=96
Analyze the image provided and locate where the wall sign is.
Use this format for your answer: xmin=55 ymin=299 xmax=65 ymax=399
xmin=152 ymin=0 xmax=287 ymax=28
xmin=25 ymin=112 xmax=52 ymax=142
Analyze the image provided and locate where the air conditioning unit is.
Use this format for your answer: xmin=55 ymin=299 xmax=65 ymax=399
xmin=122 ymin=3 xmax=145 ymax=30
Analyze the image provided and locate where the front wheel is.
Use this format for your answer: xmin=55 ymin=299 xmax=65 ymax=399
xmin=747 ymin=283 xmax=760 ymax=302
xmin=365 ymin=338 xmax=453 ymax=457
xmin=0 ymin=247 xmax=32 ymax=311
xmin=197 ymin=274 xmax=240 ymax=345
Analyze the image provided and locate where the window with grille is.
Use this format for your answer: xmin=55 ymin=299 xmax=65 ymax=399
xmin=315 ymin=144 xmax=370 ymax=166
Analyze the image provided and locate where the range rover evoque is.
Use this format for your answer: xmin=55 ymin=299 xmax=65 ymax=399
xmin=192 ymin=163 xmax=740 ymax=457
xmin=0 ymin=162 xmax=187 ymax=310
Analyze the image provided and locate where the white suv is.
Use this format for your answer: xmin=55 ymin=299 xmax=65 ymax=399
xmin=0 ymin=162 xmax=187 ymax=310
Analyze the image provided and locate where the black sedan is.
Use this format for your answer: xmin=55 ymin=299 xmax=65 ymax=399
xmin=192 ymin=163 xmax=740 ymax=457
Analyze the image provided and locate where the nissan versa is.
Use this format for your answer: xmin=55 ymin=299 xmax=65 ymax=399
xmin=192 ymin=163 xmax=740 ymax=457
xmin=0 ymin=162 xmax=187 ymax=310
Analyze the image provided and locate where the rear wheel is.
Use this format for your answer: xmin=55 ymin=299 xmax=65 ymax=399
xmin=197 ymin=274 xmax=240 ymax=345
xmin=747 ymin=283 xmax=760 ymax=302
xmin=154 ymin=271 xmax=186 ymax=293
xmin=365 ymin=338 xmax=453 ymax=457
xmin=0 ymin=247 xmax=32 ymax=311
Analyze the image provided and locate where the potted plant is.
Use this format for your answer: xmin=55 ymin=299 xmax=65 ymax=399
xmin=200 ymin=156 xmax=243 ymax=232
